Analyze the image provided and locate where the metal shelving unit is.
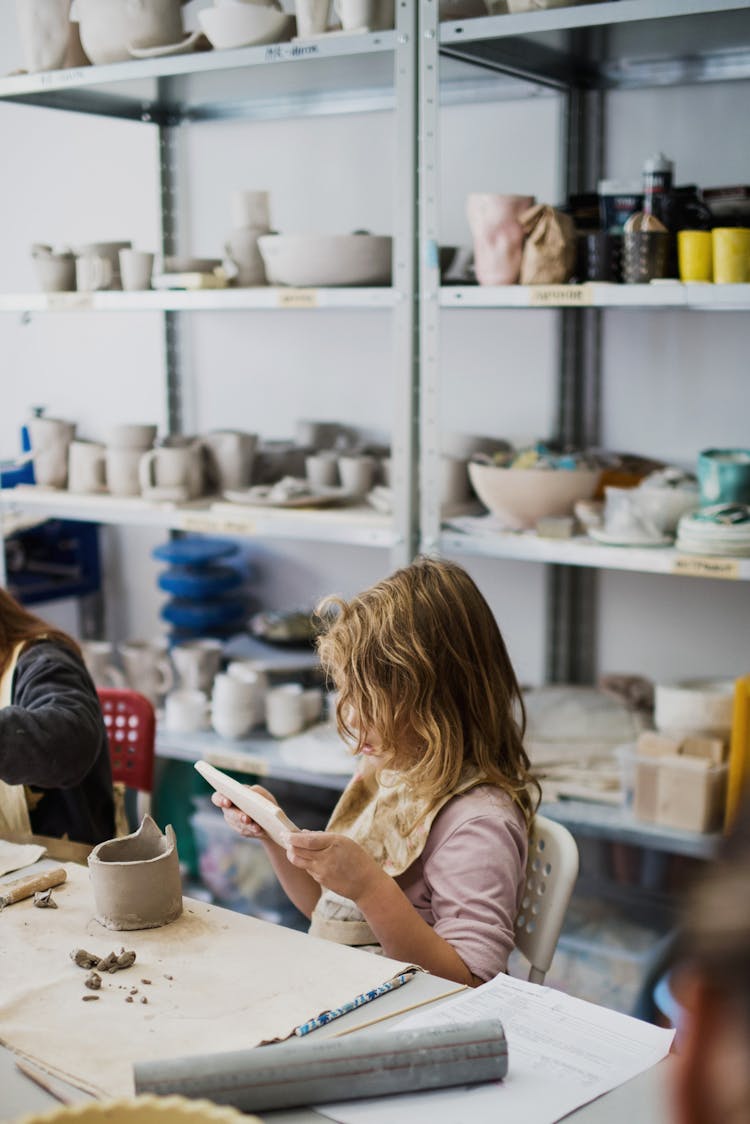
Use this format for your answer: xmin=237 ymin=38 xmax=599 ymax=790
xmin=420 ymin=0 xmax=750 ymax=683
xmin=0 ymin=486 xmax=394 ymax=547
xmin=0 ymin=13 xmax=419 ymax=572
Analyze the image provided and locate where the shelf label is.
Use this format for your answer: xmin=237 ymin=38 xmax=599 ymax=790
xmin=529 ymin=285 xmax=593 ymax=307
xmin=264 ymin=43 xmax=320 ymax=63
xmin=45 ymin=293 xmax=94 ymax=311
xmin=671 ymin=555 xmax=740 ymax=581
xmin=179 ymin=513 xmax=256 ymax=536
xmin=276 ymin=289 xmax=319 ymax=309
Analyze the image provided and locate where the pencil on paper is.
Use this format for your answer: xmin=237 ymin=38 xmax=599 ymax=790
xmin=293 ymin=968 xmax=419 ymax=1037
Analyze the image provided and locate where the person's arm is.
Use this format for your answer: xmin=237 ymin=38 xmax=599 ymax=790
xmin=0 ymin=642 xmax=104 ymax=788
xmin=211 ymin=788 xmax=322 ymax=918
xmin=286 ymin=831 xmax=477 ymax=985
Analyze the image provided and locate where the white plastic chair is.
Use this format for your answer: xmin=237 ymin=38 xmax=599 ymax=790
xmin=515 ymin=814 xmax=579 ymax=984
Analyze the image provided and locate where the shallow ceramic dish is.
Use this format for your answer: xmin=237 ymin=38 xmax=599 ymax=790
xmin=588 ymin=527 xmax=672 ymax=548
xmin=128 ymin=30 xmax=209 ymax=58
xmin=258 ymin=234 xmax=392 ymax=287
xmin=468 ymin=462 xmax=600 ymax=530
xmin=222 ymin=484 xmax=352 ymax=508
xmin=197 ymin=3 xmax=292 ymax=49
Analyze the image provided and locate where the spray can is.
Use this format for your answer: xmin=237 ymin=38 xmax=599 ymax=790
xmin=642 ymin=152 xmax=674 ymax=227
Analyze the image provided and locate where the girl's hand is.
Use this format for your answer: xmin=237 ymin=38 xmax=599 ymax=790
xmin=285 ymin=831 xmax=383 ymax=903
xmin=211 ymin=784 xmax=278 ymax=841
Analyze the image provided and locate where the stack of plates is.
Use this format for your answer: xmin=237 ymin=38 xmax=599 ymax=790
xmin=676 ymin=503 xmax=750 ymax=556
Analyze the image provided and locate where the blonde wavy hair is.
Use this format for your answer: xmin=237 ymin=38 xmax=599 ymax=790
xmin=316 ymin=556 xmax=539 ymax=824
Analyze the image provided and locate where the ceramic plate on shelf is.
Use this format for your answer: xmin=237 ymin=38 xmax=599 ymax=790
xmin=221 ymin=485 xmax=353 ymax=508
xmin=128 ymin=31 xmax=209 ymax=59
xmin=588 ymin=527 xmax=673 ymax=548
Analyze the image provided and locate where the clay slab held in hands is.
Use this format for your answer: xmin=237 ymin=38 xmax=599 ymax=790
xmin=195 ymin=760 xmax=299 ymax=846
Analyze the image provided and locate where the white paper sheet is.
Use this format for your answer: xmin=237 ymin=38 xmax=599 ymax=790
xmin=318 ymin=973 xmax=674 ymax=1124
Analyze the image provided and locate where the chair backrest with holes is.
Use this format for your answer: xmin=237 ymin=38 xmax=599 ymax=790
xmin=97 ymin=688 xmax=156 ymax=794
xmin=514 ymin=814 xmax=579 ymax=984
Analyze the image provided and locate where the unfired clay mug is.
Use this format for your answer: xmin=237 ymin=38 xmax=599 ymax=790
xmin=467 ymin=193 xmax=536 ymax=285
xmin=139 ymin=442 xmax=205 ymax=500
xmin=68 ymin=439 xmax=107 ymax=493
xmin=171 ymin=638 xmax=224 ymax=693
xmin=75 ymin=253 xmax=113 ymax=292
xmin=81 ymin=640 xmax=126 ymax=689
xmin=225 ymin=228 xmax=267 ymax=287
xmin=333 ymin=0 xmax=394 ymax=30
xmin=266 ymin=683 xmax=306 ymax=738
xmin=105 ymin=446 xmax=143 ymax=496
xmin=120 ymin=639 xmax=174 ymax=705
xmin=119 ymin=248 xmax=155 ymax=291
xmin=27 ymin=416 xmax=76 ymax=488
xmin=202 ymin=430 xmax=257 ymax=492
xmin=295 ymin=0 xmax=330 ymax=37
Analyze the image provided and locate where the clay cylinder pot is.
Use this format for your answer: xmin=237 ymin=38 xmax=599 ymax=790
xmin=88 ymin=815 xmax=183 ymax=930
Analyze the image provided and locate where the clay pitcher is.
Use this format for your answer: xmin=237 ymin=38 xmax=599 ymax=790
xmin=88 ymin=815 xmax=183 ymax=930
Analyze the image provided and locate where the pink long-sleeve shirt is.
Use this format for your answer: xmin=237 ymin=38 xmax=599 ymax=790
xmin=396 ymin=785 xmax=528 ymax=981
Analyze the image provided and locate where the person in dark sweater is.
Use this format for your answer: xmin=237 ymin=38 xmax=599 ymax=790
xmin=0 ymin=587 xmax=114 ymax=845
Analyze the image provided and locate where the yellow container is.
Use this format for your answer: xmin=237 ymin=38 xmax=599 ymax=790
xmin=726 ymin=675 xmax=750 ymax=830
xmin=678 ymin=230 xmax=713 ymax=282
xmin=712 ymin=226 xmax=750 ymax=283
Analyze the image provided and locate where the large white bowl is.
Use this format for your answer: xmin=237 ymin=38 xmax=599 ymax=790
xmin=197 ymin=2 xmax=291 ymax=49
xmin=468 ymin=462 xmax=601 ymax=529
xmin=654 ymin=679 xmax=735 ymax=739
xmin=258 ymin=234 xmax=392 ymax=287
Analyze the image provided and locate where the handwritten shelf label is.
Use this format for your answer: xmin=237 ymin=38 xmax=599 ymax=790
xmin=179 ymin=513 xmax=256 ymax=536
xmin=45 ymin=293 xmax=94 ymax=311
xmin=671 ymin=555 xmax=740 ymax=580
xmin=528 ymin=285 xmax=593 ymax=307
xmin=277 ymin=289 xmax=319 ymax=309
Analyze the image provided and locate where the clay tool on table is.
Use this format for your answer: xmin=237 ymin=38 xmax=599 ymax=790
xmin=194 ymin=760 xmax=299 ymax=847
xmin=134 ymin=1017 xmax=508 ymax=1112
xmin=292 ymin=968 xmax=419 ymax=1037
xmin=14 ymin=1058 xmax=80 ymax=1106
xmin=0 ymin=867 xmax=66 ymax=910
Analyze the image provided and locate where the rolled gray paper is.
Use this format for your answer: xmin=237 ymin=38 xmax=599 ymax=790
xmin=134 ymin=1017 xmax=508 ymax=1112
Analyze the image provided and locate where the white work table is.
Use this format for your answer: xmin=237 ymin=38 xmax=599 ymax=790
xmin=0 ymin=1006 xmax=673 ymax=1124
xmin=0 ymin=854 xmax=670 ymax=1119
xmin=0 ymin=854 xmax=674 ymax=1124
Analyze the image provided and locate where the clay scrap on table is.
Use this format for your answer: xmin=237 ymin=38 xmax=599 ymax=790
xmin=88 ymin=815 xmax=183 ymax=931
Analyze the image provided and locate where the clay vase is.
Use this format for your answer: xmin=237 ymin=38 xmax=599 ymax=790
xmin=88 ymin=815 xmax=183 ymax=931
xmin=467 ymin=193 xmax=536 ymax=285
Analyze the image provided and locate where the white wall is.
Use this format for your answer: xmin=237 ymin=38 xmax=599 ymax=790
xmin=0 ymin=18 xmax=748 ymax=686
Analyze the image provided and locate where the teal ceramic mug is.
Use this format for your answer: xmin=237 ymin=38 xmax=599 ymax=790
xmin=697 ymin=448 xmax=750 ymax=506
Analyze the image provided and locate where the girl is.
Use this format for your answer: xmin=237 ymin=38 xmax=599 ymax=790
xmin=213 ymin=557 xmax=539 ymax=986
xmin=0 ymin=586 xmax=114 ymax=844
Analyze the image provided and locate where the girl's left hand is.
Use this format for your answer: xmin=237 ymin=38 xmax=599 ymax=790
xmin=286 ymin=832 xmax=382 ymax=903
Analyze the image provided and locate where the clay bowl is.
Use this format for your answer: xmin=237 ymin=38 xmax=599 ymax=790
xmin=468 ymin=462 xmax=601 ymax=529
xmin=88 ymin=815 xmax=183 ymax=931
xmin=257 ymin=234 xmax=392 ymax=287
xmin=197 ymin=2 xmax=292 ymax=49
